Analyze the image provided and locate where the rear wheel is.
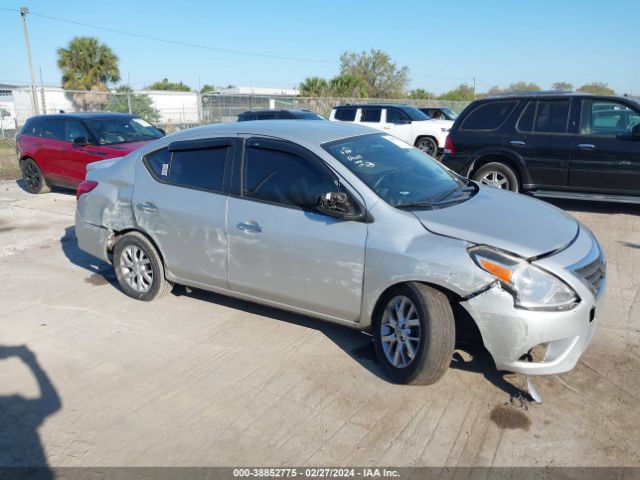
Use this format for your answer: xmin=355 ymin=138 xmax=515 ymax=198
xmin=20 ymin=158 xmax=50 ymax=194
xmin=473 ymin=162 xmax=519 ymax=192
xmin=113 ymin=232 xmax=172 ymax=301
xmin=415 ymin=137 xmax=438 ymax=157
xmin=373 ymin=283 xmax=455 ymax=385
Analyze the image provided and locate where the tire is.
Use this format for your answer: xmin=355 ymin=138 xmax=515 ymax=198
xmin=20 ymin=158 xmax=51 ymax=194
xmin=472 ymin=162 xmax=519 ymax=192
xmin=373 ymin=283 xmax=455 ymax=385
xmin=113 ymin=232 xmax=172 ymax=301
xmin=415 ymin=137 xmax=438 ymax=157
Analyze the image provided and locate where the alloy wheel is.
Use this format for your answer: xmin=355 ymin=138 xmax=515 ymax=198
xmin=479 ymin=171 xmax=509 ymax=189
xmin=24 ymin=163 xmax=41 ymax=191
xmin=380 ymin=295 xmax=421 ymax=369
xmin=417 ymin=138 xmax=437 ymax=156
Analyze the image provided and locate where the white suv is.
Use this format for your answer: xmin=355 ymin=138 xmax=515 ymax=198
xmin=329 ymin=104 xmax=452 ymax=156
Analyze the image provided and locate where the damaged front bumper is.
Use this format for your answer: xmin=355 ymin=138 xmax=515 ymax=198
xmin=460 ymin=225 xmax=605 ymax=376
xmin=461 ymin=284 xmax=600 ymax=375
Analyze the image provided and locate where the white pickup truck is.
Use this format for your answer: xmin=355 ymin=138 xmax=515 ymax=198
xmin=329 ymin=104 xmax=453 ymax=156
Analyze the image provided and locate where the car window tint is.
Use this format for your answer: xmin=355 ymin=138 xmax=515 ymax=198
xmin=169 ymin=147 xmax=228 ymax=191
xmin=386 ymin=108 xmax=408 ymax=124
xmin=461 ymin=101 xmax=517 ymax=130
xmin=579 ymin=99 xmax=640 ymax=136
xmin=534 ymin=100 xmax=570 ymax=133
xmin=41 ymin=120 xmax=65 ymax=140
xmin=23 ymin=118 xmax=43 ymax=137
xmin=243 ymin=146 xmax=337 ymax=209
xmin=144 ymin=148 xmax=172 ymax=180
xmin=360 ymin=108 xmax=381 ymax=123
xmin=64 ymin=120 xmax=91 ymax=142
xmin=517 ymin=101 xmax=535 ymax=132
xmin=256 ymin=112 xmax=277 ymax=120
xmin=334 ymin=108 xmax=356 ymax=121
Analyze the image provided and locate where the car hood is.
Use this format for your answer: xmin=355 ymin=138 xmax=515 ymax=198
xmin=92 ymin=140 xmax=154 ymax=154
xmin=411 ymin=186 xmax=579 ymax=259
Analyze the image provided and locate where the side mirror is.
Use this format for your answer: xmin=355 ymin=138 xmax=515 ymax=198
xmin=632 ymin=124 xmax=640 ymax=140
xmin=317 ymin=192 xmax=362 ymax=220
xmin=72 ymin=136 xmax=89 ymax=145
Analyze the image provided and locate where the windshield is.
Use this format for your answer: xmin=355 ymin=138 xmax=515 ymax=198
xmin=323 ymin=133 xmax=471 ymax=208
xmin=402 ymin=106 xmax=430 ymax=121
xmin=442 ymin=108 xmax=458 ymax=120
xmin=295 ymin=111 xmax=325 ymax=120
xmin=85 ymin=117 xmax=163 ymax=145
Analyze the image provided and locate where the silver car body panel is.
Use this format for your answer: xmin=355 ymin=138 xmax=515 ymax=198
xmin=75 ymin=121 xmax=605 ymax=376
xmin=412 ymin=186 xmax=579 ymax=259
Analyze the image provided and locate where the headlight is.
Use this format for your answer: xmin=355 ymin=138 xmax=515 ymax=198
xmin=468 ymin=246 xmax=579 ymax=311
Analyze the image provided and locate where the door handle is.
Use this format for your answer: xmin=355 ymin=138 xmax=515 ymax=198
xmin=578 ymin=143 xmax=596 ymax=150
xmin=509 ymin=140 xmax=526 ymax=146
xmin=237 ymin=221 xmax=262 ymax=233
xmin=136 ymin=201 xmax=158 ymax=213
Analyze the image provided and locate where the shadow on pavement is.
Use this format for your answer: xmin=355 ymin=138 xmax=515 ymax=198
xmin=0 ymin=345 xmax=61 ymax=479
xmin=60 ymin=226 xmax=117 ymax=287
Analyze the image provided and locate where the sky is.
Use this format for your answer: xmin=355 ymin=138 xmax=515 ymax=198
xmin=1 ymin=0 xmax=638 ymax=95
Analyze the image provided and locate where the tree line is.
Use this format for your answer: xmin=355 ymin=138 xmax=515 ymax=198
xmin=55 ymin=36 xmax=623 ymax=119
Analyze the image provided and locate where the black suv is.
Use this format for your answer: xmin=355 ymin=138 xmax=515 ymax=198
xmin=237 ymin=109 xmax=325 ymax=121
xmin=441 ymin=92 xmax=640 ymax=202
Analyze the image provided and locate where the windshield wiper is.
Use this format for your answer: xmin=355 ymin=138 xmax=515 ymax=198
xmin=396 ymin=201 xmax=435 ymax=210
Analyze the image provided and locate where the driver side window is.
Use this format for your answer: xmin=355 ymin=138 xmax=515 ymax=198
xmin=243 ymin=145 xmax=339 ymax=209
xmin=579 ymin=99 xmax=640 ymax=136
xmin=386 ymin=108 xmax=409 ymax=124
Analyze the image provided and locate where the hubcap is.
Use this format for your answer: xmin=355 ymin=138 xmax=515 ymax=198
xmin=380 ymin=295 xmax=421 ymax=369
xmin=120 ymin=245 xmax=153 ymax=293
xmin=479 ymin=171 xmax=509 ymax=189
xmin=418 ymin=139 xmax=437 ymax=156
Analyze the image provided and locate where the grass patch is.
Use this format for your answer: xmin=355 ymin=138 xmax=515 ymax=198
xmin=0 ymin=139 xmax=20 ymax=180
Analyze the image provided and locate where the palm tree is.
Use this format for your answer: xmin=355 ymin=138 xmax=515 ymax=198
xmin=299 ymin=76 xmax=329 ymax=97
xmin=57 ymin=37 xmax=120 ymax=91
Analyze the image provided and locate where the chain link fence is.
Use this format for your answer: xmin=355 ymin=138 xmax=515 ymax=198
xmin=0 ymin=87 xmax=471 ymax=180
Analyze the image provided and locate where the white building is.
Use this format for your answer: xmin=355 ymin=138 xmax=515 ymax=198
xmin=212 ymin=86 xmax=299 ymax=96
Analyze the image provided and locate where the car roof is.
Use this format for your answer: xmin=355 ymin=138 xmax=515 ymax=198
xmin=334 ymin=104 xmax=417 ymax=110
xmin=240 ymin=109 xmax=314 ymax=115
xmin=166 ymin=120 xmax=375 ymax=145
xmin=28 ymin=112 xmax=137 ymax=121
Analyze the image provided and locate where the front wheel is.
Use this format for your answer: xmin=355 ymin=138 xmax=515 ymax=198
xmin=113 ymin=232 xmax=172 ymax=301
xmin=415 ymin=137 xmax=438 ymax=157
xmin=373 ymin=283 xmax=455 ymax=385
xmin=472 ymin=162 xmax=519 ymax=192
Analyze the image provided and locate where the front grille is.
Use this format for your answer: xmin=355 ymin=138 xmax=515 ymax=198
xmin=574 ymin=252 xmax=606 ymax=296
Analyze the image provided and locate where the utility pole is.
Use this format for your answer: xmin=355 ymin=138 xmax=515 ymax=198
xmin=20 ymin=7 xmax=39 ymax=115
xmin=39 ymin=65 xmax=46 ymax=114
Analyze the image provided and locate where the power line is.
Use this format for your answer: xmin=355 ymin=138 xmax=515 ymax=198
xmin=14 ymin=9 xmax=335 ymax=64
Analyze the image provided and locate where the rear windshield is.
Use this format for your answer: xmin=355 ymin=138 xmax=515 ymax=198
xmin=85 ymin=117 xmax=163 ymax=145
xmin=294 ymin=111 xmax=325 ymax=120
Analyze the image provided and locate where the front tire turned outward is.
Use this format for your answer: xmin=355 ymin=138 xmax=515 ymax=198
xmin=472 ymin=162 xmax=519 ymax=192
xmin=113 ymin=232 xmax=173 ymax=301
xmin=373 ymin=283 xmax=455 ymax=385
xmin=20 ymin=158 xmax=51 ymax=194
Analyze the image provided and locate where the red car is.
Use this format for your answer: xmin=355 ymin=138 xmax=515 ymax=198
xmin=16 ymin=113 xmax=165 ymax=193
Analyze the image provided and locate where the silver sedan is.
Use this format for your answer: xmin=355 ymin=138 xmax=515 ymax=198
xmin=75 ymin=121 xmax=605 ymax=385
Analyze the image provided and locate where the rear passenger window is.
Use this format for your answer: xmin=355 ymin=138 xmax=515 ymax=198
xmin=169 ymin=147 xmax=228 ymax=192
xmin=41 ymin=120 xmax=65 ymax=140
xmin=360 ymin=108 xmax=381 ymax=123
xmin=22 ymin=119 xmax=43 ymax=137
xmin=461 ymin=101 xmax=517 ymax=130
xmin=517 ymin=102 xmax=535 ymax=132
xmin=334 ymin=108 xmax=356 ymax=122
xmin=534 ymin=100 xmax=570 ymax=133
xmin=144 ymin=148 xmax=172 ymax=180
